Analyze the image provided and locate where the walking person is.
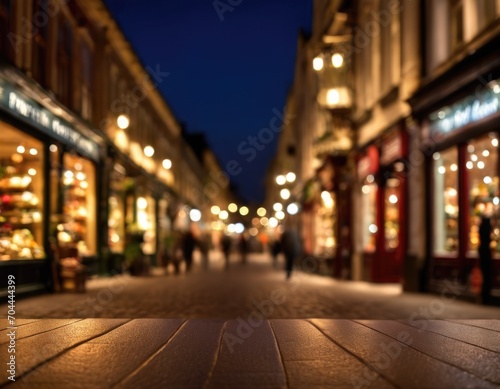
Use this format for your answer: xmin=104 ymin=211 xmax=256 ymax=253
xmin=270 ymin=238 xmax=281 ymax=269
xmin=281 ymin=227 xmax=301 ymax=280
xmin=238 ymin=233 xmax=248 ymax=264
xmin=182 ymin=228 xmax=197 ymax=273
xmin=221 ymin=234 xmax=232 ymax=270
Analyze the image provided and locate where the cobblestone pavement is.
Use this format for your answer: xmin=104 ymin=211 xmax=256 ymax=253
xmin=3 ymin=252 xmax=500 ymax=320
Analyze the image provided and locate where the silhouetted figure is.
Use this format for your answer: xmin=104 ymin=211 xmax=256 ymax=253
xmin=198 ymin=233 xmax=211 ymax=271
xmin=270 ymin=239 xmax=281 ymax=269
xmin=182 ymin=230 xmax=197 ymax=272
xmin=239 ymin=234 xmax=248 ymax=264
xmin=281 ymin=227 xmax=301 ymax=280
xmin=479 ymin=212 xmax=492 ymax=305
xmin=221 ymin=235 xmax=232 ymax=269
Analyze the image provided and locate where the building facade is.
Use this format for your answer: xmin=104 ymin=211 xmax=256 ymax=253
xmin=0 ymin=0 xmax=222 ymax=296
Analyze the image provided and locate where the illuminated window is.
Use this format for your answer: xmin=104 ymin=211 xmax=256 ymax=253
xmin=61 ymin=154 xmax=96 ymax=256
xmin=467 ymin=134 xmax=499 ymax=256
xmin=0 ymin=122 xmax=45 ymax=260
xmin=361 ymin=179 xmax=377 ymax=252
xmin=433 ymin=147 xmax=458 ymax=255
xmin=385 ymin=176 xmax=400 ymax=251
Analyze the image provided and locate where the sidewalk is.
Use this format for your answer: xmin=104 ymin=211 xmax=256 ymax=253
xmin=1 ymin=318 xmax=500 ymax=388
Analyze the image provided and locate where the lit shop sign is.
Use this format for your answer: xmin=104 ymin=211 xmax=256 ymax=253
xmin=429 ymin=87 xmax=500 ymax=139
xmin=0 ymin=79 xmax=100 ymax=161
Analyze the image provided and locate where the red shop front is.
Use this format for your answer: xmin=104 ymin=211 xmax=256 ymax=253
xmin=358 ymin=127 xmax=408 ymax=283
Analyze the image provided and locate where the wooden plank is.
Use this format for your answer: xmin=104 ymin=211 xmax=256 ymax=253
xmin=115 ymin=319 xmax=224 ymax=388
xmin=448 ymin=320 xmax=500 ymax=333
xmin=205 ymin=320 xmax=287 ymax=389
xmin=310 ymin=319 xmax=499 ymax=389
xmin=357 ymin=320 xmax=500 ymax=385
xmin=271 ymin=319 xmax=395 ymax=389
xmin=0 ymin=319 xmax=82 ymax=344
xmin=404 ymin=319 xmax=500 ymax=353
xmin=12 ymin=319 xmax=185 ymax=388
xmin=0 ymin=318 xmax=128 ymax=386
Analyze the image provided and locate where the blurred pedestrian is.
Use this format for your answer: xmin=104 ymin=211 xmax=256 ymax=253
xmin=198 ymin=232 xmax=211 ymax=271
xmin=182 ymin=229 xmax=197 ymax=272
xmin=281 ymin=227 xmax=301 ymax=280
xmin=270 ymin=238 xmax=281 ymax=269
xmin=238 ymin=234 xmax=248 ymax=264
xmin=221 ymin=234 xmax=232 ymax=269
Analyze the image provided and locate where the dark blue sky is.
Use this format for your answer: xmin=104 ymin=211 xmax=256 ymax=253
xmin=104 ymin=0 xmax=312 ymax=203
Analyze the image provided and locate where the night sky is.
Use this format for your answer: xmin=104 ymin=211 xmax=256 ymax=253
xmin=103 ymin=0 xmax=312 ymax=204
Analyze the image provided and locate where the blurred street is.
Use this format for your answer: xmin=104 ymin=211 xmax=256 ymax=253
xmin=5 ymin=252 xmax=500 ymax=320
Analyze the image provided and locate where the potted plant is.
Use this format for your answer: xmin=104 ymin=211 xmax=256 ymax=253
xmin=124 ymin=225 xmax=147 ymax=276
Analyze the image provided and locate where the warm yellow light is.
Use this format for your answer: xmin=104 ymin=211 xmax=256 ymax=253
xmin=137 ymin=197 xmax=148 ymax=210
xmin=239 ymin=206 xmax=249 ymax=216
xmin=117 ymin=114 xmax=130 ymax=129
xmin=228 ymin=203 xmax=238 ymax=213
xmin=280 ymin=189 xmax=290 ymax=200
xmin=257 ymin=207 xmax=267 ymax=217
xmin=162 ymin=159 xmax=172 ymax=169
xmin=326 ymin=89 xmax=340 ymax=105
xmin=29 ymin=148 xmax=38 ymax=155
xmin=273 ymin=203 xmax=283 ymax=212
xmin=275 ymin=211 xmax=285 ymax=220
xmin=268 ymin=217 xmax=278 ymax=228
xmin=286 ymin=172 xmax=296 ymax=183
xmin=260 ymin=217 xmax=269 ymax=226
xmin=211 ymin=205 xmax=220 ymax=215
xmin=28 ymin=168 xmax=37 ymax=176
xmin=331 ymin=53 xmax=344 ymax=68
xmin=16 ymin=145 xmax=25 ymax=154
xmin=276 ymin=175 xmax=286 ymax=185
xmin=144 ymin=146 xmax=155 ymax=157
xmin=219 ymin=210 xmax=229 ymax=220
xmin=313 ymin=56 xmax=324 ymax=71
xmin=249 ymin=228 xmax=258 ymax=237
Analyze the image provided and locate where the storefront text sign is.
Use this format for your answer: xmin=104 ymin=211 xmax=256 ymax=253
xmin=358 ymin=145 xmax=379 ymax=179
xmin=0 ymin=78 xmax=100 ymax=161
xmin=429 ymin=86 xmax=500 ymax=140
xmin=380 ymin=131 xmax=402 ymax=165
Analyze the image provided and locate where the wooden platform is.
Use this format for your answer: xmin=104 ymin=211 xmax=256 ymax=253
xmin=1 ymin=319 xmax=500 ymax=388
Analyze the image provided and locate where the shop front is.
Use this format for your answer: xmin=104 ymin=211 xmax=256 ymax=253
xmin=357 ymin=127 xmax=408 ymax=283
xmin=420 ymin=78 xmax=500 ymax=301
xmin=106 ymin=152 xmax=162 ymax=273
xmin=0 ymin=73 xmax=102 ymax=295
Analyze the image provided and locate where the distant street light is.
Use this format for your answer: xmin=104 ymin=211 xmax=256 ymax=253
xmin=117 ymin=114 xmax=130 ymax=129
xmin=280 ymin=189 xmax=291 ymax=200
xmin=286 ymin=172 xmax=296 ymax=183
xmin=211 ymin=205 xmax=220 ymax=215
xmin=228 ymin=203 xmax=238 ymax=213
xmin=313 ymin=56 xmax=324 ymax=71
xmin=162 ymin=159 xmax=172 ymax=169
xmin=287 ymin=203 xmax=299 ymax=215
xmin=273 ymin=202 xmax=283 ymax=212
xmin=276 ymin=175 xmax=286 ymax=185
xmin=189 ymin=209 xmax=201 ymax=222
xmin=219 ymin=210 xmax=229 ymax=220
xmin=257 ymin=207 xmax=267 ymax=217
xmin=239 ymin=206 xmax=249 ymax=216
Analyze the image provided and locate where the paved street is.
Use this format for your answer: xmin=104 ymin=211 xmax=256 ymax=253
xmin=4 ymin=252 xmax=500 ymax=320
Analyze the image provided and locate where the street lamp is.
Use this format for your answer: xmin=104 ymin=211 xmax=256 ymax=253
xmin=117 ymin=114 xmax=130 ymax=129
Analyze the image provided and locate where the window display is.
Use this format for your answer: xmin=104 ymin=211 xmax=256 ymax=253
xmin=0 ymin=124 xmax=45 ymax=260
xmin=58 ymin=154 xmax=96 ymax=256
xmin=315 ymin=190 xmax=336 ymax=256
xmin=108 ymin=166 xmax=126 ymax=253
xmin=467 ymin=134 xmax=499 ymax=256
xmin=433 ymin=147 xmax=459 ymax=255
xmin=361 ymin=175 xmax=377 ymax=252
xmin=384 ymin=176 xmax=400 ymax=251
xmin=137 ymin=195 xmax=156 ymax=255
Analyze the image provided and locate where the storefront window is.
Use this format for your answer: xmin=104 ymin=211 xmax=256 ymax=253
xmin=59 ymin=154 xmax=96 ymax=256
xmin=385 ymin=175 xmax=400 ymax=251
xmin=0 ymin=123 xmax=45 ymax=260
xmin=467 ymin=134 xmax=499 ymax=256
xmin=361 ymin=175 xmax=377 ymax=252
xmin=137 ymin=195 xmax=156 ymax=255
xmin=316 ymin=190 xmax=336 ymax=256
xmin=433 ymin=147 xmax=458 ymax=255
xmin=108 ymin=165 xmax=126 ymax=253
